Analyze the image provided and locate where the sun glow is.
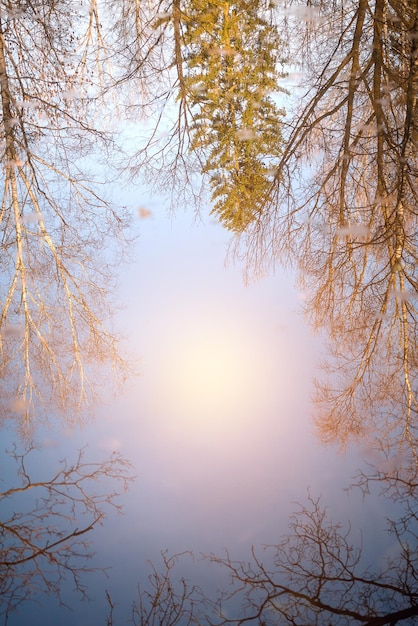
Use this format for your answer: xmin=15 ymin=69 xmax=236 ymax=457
xmin=152 ymin=314 xmax=272 ymax=437
xmin=168 ymin=330 xmax=254 ymax=411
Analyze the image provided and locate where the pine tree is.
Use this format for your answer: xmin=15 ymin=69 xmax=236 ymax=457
xmin=182 ymin=0 xmax=286 ymax=232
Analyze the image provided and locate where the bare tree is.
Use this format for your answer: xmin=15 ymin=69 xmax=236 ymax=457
xmin=0 ymin=445 xmax=133 ymax=623
xmin=230 ymin=0 xmax=418 ymax=455
xmin=107 ymin=0 xmax=205 ymax=211
xmin=205 ymin=486 xmax=418 ymax=625
xmin=131 ymin=551 xmax=202 ymax=626
xmin=106 ymin=466 xmax=418 ymax=626
xmin=0 ymin=0 xmax=131 ymax=435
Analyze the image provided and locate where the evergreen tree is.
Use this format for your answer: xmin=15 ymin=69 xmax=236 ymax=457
xmin=182 ymin=0 xmax=286 ymax=232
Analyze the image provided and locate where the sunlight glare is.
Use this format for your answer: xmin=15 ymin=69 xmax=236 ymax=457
xmin=155 ymin=316 xmax=271 ymax=437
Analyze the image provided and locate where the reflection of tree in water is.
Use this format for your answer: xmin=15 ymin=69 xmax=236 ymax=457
xmin=0 ymin=1 xmax=130 ymax=436
xmin=0 ymin=3 xmax=133 ymax=621
xmin=207 ymin=473 xmax=418 ymax=625
xmin=117 ymin=0 xmax=285 ymax=232
xmin=181 ymin=0 xmax=285 ymax=232
xmin=233 ymin=0 xmax=418 ymax=456
xmin=125 ymin=458 xmax=418 ymax=626
xmin=0 ymin=446 xmax=132 ymax=622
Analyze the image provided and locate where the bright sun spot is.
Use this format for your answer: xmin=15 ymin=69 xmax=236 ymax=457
xmin=152 ymin=314 xmax=272 ymax=438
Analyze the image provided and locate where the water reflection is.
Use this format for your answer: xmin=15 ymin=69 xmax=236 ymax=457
xmin=0 ymin=2 xmax=130 ymax=436
xmin=1 ymin=0 xmax=418 ymax=624
xmin=128 ymin=464 xmax=418 ymax=625
xmin=233 ymin=0 xmax=418 ymax=458
xmin=0 ymin=446 xmax=132 ymax=622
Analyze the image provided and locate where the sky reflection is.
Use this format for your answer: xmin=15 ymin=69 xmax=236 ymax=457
xmin=3 ymin=203 xmax=391 ymax=625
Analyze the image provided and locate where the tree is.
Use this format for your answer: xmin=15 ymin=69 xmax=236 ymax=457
xmin=122 ymin=462 xmax=418 ymax=625
xmin=115 ymin=0 xmax=286 ymax=230
xmin=206 ymin=486 xmax=418 ymax=625
xmin=130 ymin=552 xmax=202 ymax=626
xmin=110 ymin=0 xmax=205 ymax=211
xmin=230 ymin=0 xmax=418 ymax=455
xmin=0 ymin=0 xmax=131 ymax=435
xmin=0 ymin=445 xmax=133 ymax=622
xmin=182 ymin=0 xmax=286 ymax=232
